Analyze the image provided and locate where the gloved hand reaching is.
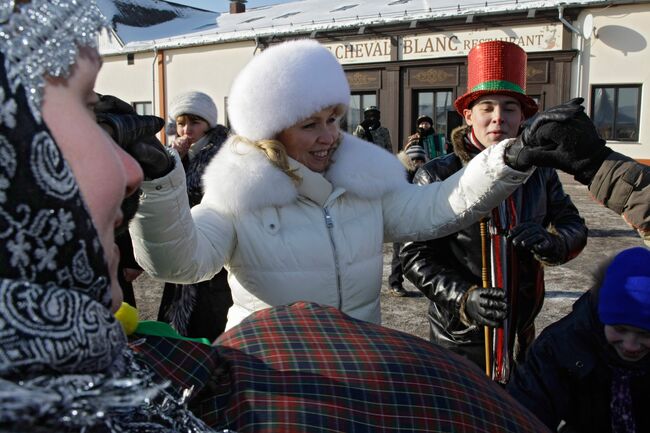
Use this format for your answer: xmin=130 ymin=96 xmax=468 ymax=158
xmin=509 ymin=222 xmax=566 ymax=263
xmin=504 ymin=98 xmax=587 ymax=171
xmin=462 ymin=287 xmax=508 ymax=328
xmin=94 ymin=94 xmax=174 ymax=179
xmin=504 ymin=98 xmax=612 ymax=184
xmin=519 ymin=97 xmax=589 ymax=147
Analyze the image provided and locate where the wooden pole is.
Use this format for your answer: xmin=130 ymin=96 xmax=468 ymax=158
xmin=480 ymin=219 xmax=492 ymax=378
xmin=156 ymin=49 xmax=167 ymax=145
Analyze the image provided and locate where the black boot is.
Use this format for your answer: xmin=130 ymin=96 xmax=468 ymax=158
xmin=389 ymin=285 xmax=408 ymax=297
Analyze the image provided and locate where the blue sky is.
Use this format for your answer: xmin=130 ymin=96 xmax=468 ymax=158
xmin=176 ymin=0 xmax=291 ymax=12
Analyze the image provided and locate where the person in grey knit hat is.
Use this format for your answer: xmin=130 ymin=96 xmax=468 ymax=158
xmin=170 ymin=91 xmax=219 ymax=127
xmin=168 ymin=91 xmax=219 ymax=160
xmin=158 ymin=90 xmax=233 ymax=342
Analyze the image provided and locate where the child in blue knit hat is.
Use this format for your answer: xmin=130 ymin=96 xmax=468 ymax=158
xmin=507 ymin=247 xmax=650 ymax=433
xmin=599 ymin=247 xmax=650 ymax=363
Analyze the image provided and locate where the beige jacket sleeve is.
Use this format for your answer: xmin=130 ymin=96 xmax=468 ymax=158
xmin=589 ymin=151 xmax=650 ymax=245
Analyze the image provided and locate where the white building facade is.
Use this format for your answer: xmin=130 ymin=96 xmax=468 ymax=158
xmin=95 ymin=0 xmax=650 ymax=163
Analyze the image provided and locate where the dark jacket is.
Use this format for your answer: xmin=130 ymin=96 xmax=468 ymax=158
xmin=353 ymin=123 xmax=393 ymax=152
xmin=589 ymin=151 xmax=649 ymax=246
xmin=158 ymin=125 xmax=233 ymax=342
xmin=184 ymin=126 xmax=229 ymax=207
xmin=400 ymin=126 xmax=588 ymax=366
xmin=507 ymin=290 xmax=650 ymax=432
xmin=116 ymin=230 xmax=142 ymax=307
xmin=405 ymin=128 xmax=446 ymax=159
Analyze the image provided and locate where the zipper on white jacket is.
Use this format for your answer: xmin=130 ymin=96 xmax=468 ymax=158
xmin=323 ymin=206 xmax=343 ymax=310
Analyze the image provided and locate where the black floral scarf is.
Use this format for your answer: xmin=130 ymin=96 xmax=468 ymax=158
xmin=0 ymin=7 xmax=213 ymax=430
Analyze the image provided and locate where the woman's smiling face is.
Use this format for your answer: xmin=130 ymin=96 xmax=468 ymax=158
xmin=276 ymin=106 xmax=342 ymax=173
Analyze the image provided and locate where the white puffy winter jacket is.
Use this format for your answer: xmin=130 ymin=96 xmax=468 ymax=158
xmin=130 ymin=133 xmax=530 ymax=330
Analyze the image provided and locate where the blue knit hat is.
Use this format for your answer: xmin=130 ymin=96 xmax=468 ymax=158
xmin=598 ymin=247 xmax=650 ymax=331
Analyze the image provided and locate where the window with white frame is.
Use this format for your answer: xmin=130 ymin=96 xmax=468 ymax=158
xmin=133 ymin=101 xmax=153 ymax=116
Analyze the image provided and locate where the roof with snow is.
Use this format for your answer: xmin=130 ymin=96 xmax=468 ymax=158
xmin=98 ymin=0 xmax=650 ymax=54
xmin=96 ymin=0 xmax=220 ymax=45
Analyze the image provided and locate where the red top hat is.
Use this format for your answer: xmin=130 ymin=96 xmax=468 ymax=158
xmin=454 ymin=41 xmax=538 ymax=118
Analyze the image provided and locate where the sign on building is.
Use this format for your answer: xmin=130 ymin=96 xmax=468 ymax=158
xmin=323 ymin=38 xmax=392 ymax=64
xmin=401 ymin=23 xmax=563 ymax=60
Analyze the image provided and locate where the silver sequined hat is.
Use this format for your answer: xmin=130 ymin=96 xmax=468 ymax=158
xmin=0 ymin=0 xmax=108 ymax=121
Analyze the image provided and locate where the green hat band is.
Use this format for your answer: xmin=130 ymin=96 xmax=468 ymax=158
xmin=470 ymin=80 xmax=525 ymax=95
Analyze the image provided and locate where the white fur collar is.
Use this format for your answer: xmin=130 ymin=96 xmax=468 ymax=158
xmin=202 ymin=132 xmax=407 ymax=215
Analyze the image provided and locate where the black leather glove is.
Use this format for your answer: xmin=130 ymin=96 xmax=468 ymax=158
xmin=462 ymin=287 xmax=508 ymax=328
xmin=509 ymin=222 xmax=567 ymax=263
xmin=520 ymin=98 xmax=590 ymax=146
xmin=505 ymin=98 xmax=613 ymax=183
xmin=528 ymin=112 xmax=611 ymax=185
xmin=504 ymin=98 xmax=585 ymax=171
xmin=94 ymin=94 xmax=174 ymax=179
xmin=95 ymin=92 xmax=136 ymax=114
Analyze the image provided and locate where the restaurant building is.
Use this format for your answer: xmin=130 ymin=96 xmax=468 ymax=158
xmin=96 ymin=0 xmax=650 ymax=163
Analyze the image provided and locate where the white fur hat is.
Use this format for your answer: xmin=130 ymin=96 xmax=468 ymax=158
xmin=228 ymin=39 xmax=350 ymax=141
xmin=169 ymin=91 xmax=218 ymax=128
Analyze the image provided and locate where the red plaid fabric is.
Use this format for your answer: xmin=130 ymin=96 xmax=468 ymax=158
xmin=134 ymin=302 xmax=549 ymax=432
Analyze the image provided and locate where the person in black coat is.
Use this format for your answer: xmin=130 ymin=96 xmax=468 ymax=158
xmin=400 ymin=41 xmax=588 ymax=374
xmin=157 ymin=91 xmax=233 ymax=342
xmin=405 ymin=114 xmax=446 ymax=159
xmin=401 ymin=124 xmax=588 ymax=368
xmin=507 ymin=247 xmax=650 ymax=433
xmin=387 ymin=144 xmax=427 ymax=297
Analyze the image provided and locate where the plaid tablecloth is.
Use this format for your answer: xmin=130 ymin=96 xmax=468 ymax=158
xmin=133 ymin=302 xmax=550 ymax=433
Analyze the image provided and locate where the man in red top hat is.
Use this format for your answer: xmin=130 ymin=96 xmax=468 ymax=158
xmin=400 ymin=41 xmax=588 ymax=380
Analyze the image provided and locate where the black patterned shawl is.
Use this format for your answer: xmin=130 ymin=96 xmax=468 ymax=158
xmin=0 ymin=47 xmax=213 ymax=432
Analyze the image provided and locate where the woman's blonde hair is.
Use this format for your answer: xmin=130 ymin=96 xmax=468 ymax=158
xmin=234 ymin=104 xmax=347 ymax=184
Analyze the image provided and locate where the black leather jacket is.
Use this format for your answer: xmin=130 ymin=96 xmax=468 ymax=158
xmin=507 ymin=290 xmax=650 ymax=432
xmin=400 ymin=126 xmax=588 ymax=366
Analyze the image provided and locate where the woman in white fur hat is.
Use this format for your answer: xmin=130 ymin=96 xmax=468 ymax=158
xmin=130 ymin=39 xmax=580 ymax=331
xmin=157 ymin=91 xmax=232 ymax=341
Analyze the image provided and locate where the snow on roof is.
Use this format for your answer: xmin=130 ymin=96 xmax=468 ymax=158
xmin=96 ymin=0 xmax=219 ymax=44
xmin=98 ymin=0 xmax=639 ymax=54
